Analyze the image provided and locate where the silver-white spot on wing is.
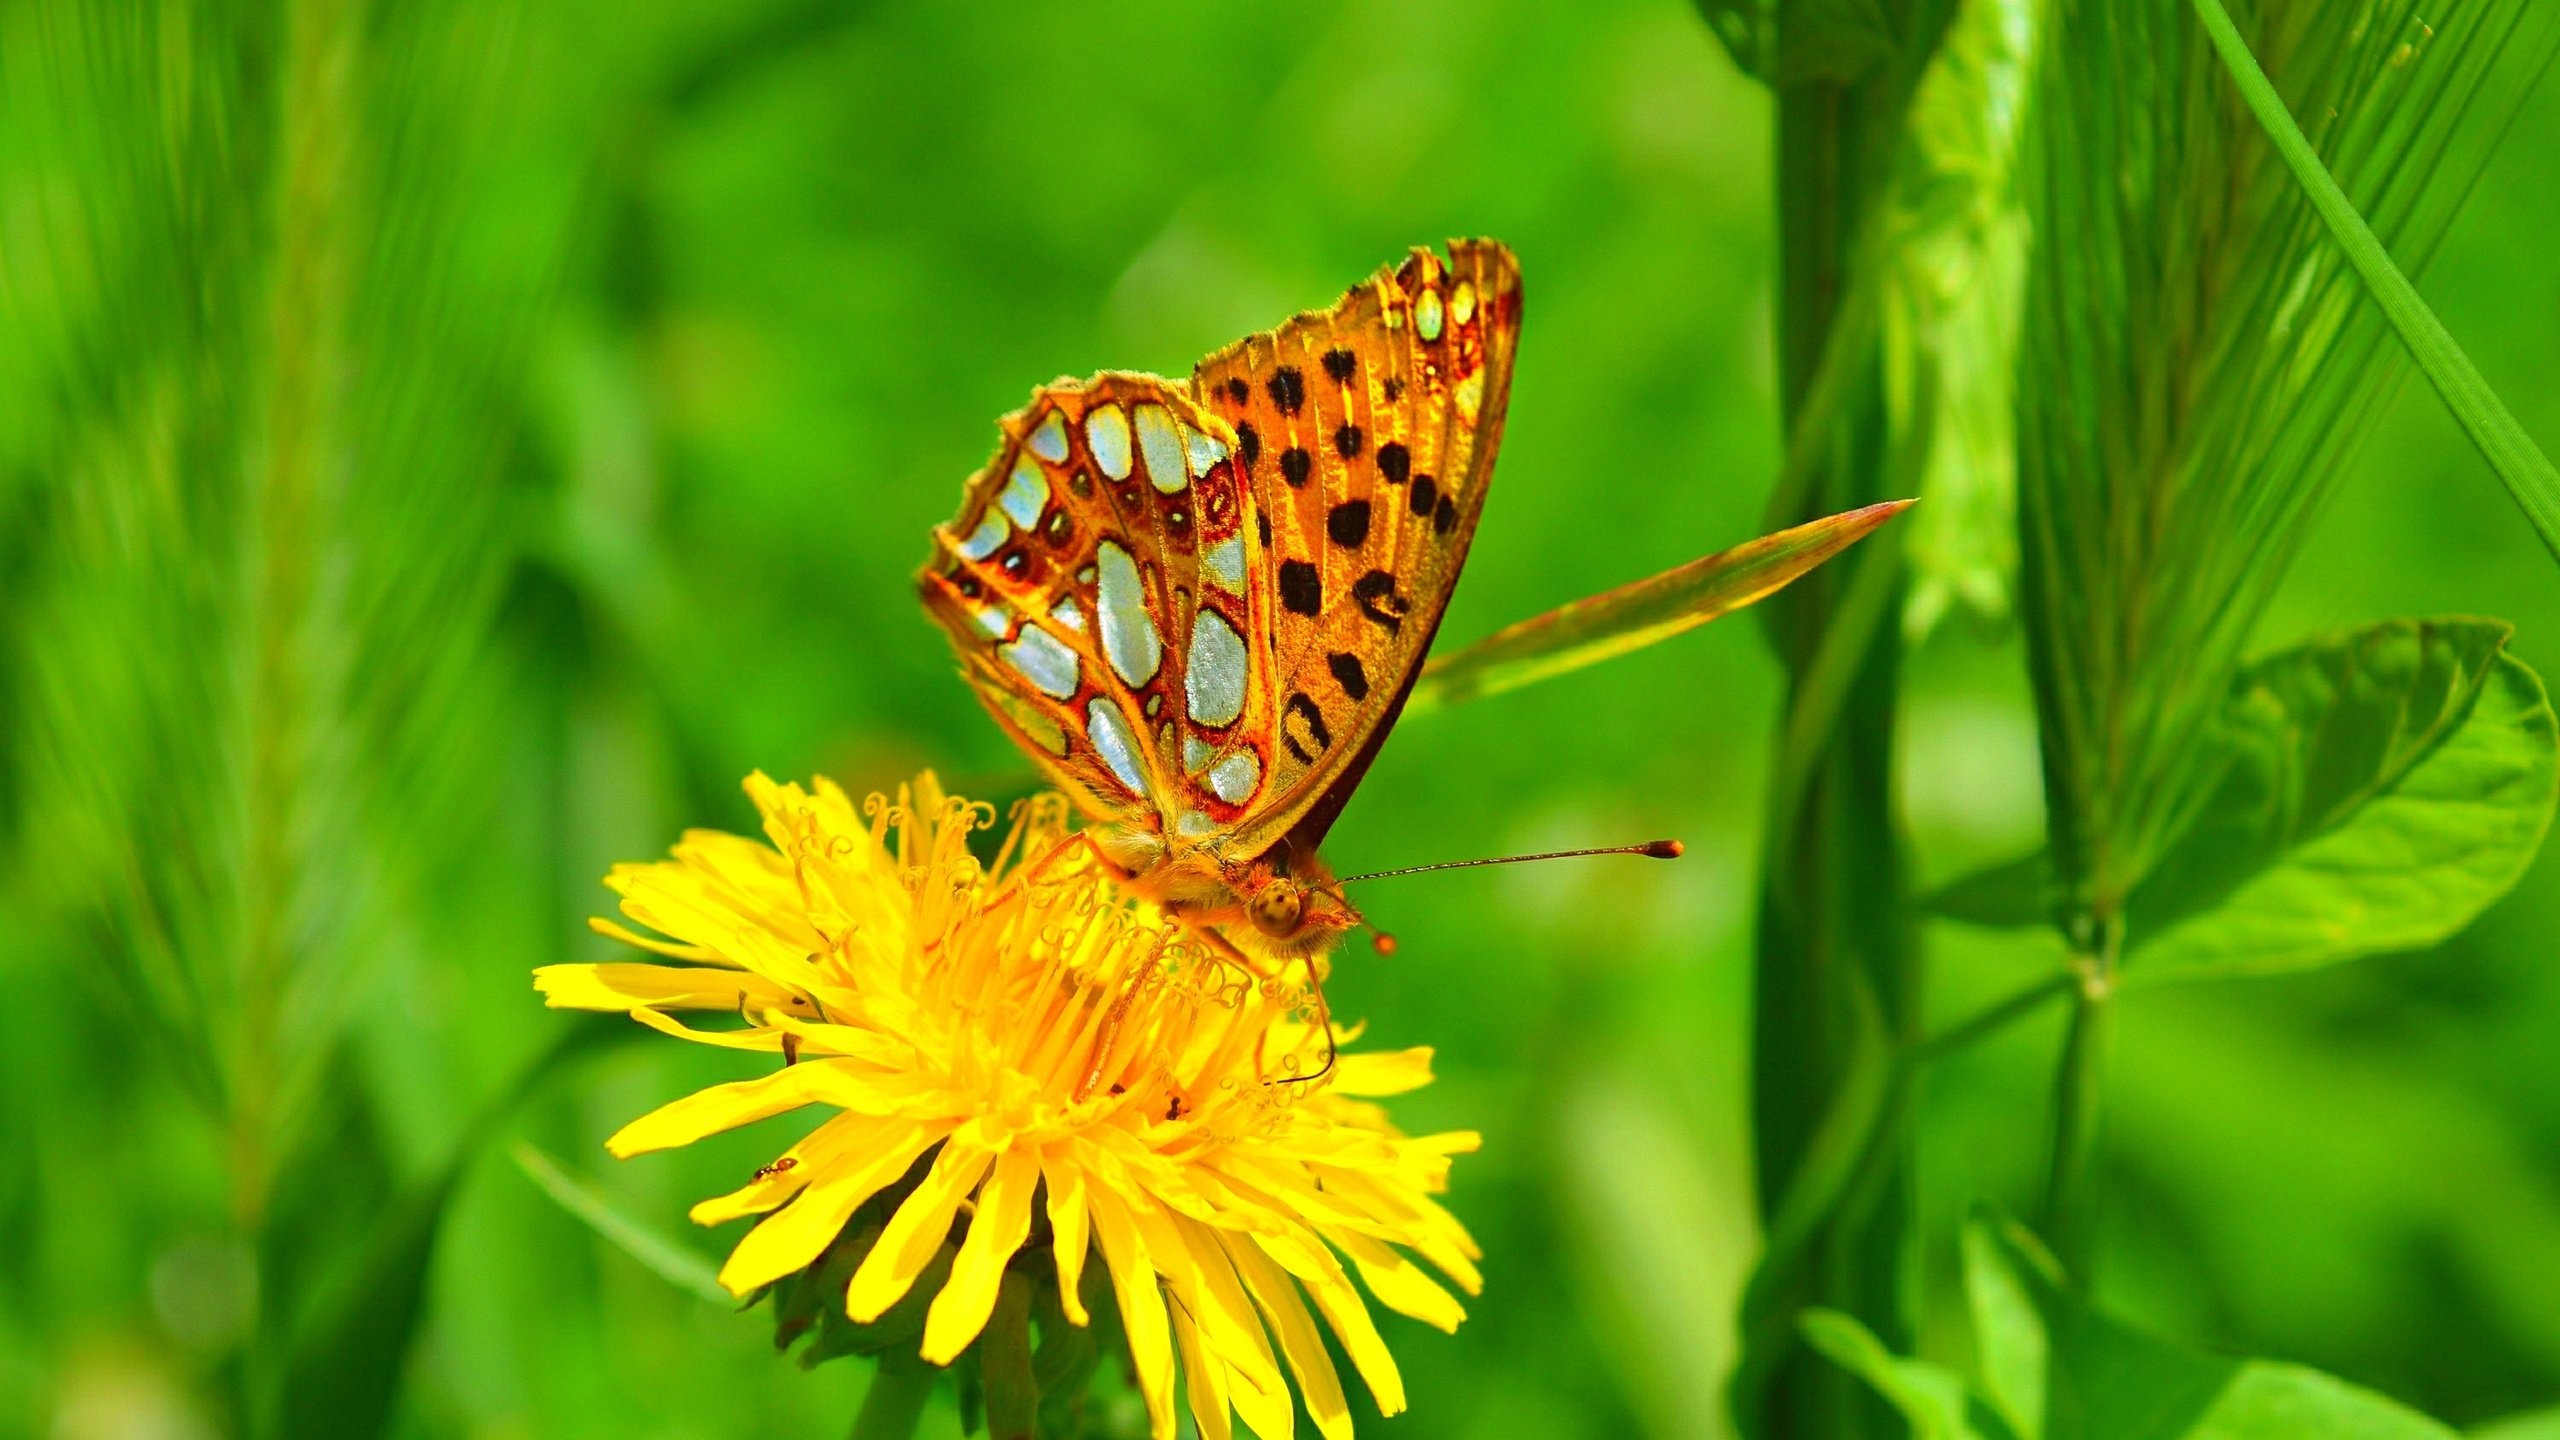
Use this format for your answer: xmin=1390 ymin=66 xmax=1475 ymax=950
xmin=1416 ymin=287 xmax=1445 ymax=342
xmin=973 ymin=606 xmax=1009 ymax=639
xmin=1207 ymin=750 xmax=1260 ymax=805
xmin=1086 ymin=697 xmax=1150 ymax=798
xmin=958 ymin=513 xmax=1009 ymax=561
xmin=1053 ymin=595 xmax=1084 ymax=633
xmin=1000 ymin=625 xmax=1079 ymax=700
xmin=1134 ymin=403 xmax=1189 ymax=494
xmin=1027 ymin=409 xmax=1069 ymax=463
xmin=1183 ymin=733 xmax=1212 ymax=772
xmin=1180 ymin=420 xmax=1228 ymax=477
xmin=1175 ymin=809 xmax=1218 ymax=839
xmin=999 ymin=455 xmax=1047 ymax=529
xmin=1095 ymin=541 xmax=1162 ymax=687
xmin=1201 ymin=534 xmax=1245 ymax=593
xmin=1086 ymin=404 xmax=1133 ymax=480
xmin=1185 ymin=609 xmax=1247 ymax=727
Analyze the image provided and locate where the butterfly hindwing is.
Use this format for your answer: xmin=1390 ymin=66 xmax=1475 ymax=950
xmin=1190 ymin=239 xmax=1523 ymax=857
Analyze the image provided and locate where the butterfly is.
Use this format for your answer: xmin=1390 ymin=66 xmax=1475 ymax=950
xmin=919 ymin=240 xmax=1520 ymax=970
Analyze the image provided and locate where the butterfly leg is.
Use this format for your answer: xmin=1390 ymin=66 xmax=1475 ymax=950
xmin=1274 ymin=950 xmax=1337 ymax=1088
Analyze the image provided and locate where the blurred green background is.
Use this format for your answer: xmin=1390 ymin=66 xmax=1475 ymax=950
xmin=6 ymin=1 xmax=2560 ymax=1436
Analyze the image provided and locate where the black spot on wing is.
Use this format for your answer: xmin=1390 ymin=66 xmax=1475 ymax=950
xmin=1279 ymin=560 xmax=1322 ymax=617
xmin=1282 ymin=692 xmax=1332 ymax=764
xmin=1327 ymin=500 xmax=1371 ymax=548
xmin=1280 ymin=447 xmax=1312 ymax=488
xmin=1327 ymin=652 xmax=1370 ymax=702
xmin=1322 ymin=348 xmax=1356 ymax=383
xmin=1236 ymin=422 xmax=1260 ymax=471
xmin=1434 ymin=493 xmax=1457 ymax=536
xmin=1268 ymin=367 xmax=1307 ymax=415
xmin=1409 ymin=475 xmax=1438 ymax=517
xmin=1352 ymin=570 xmax=1409 ymax=633
xmin=1333 ymin=424 xmax=1364 ymax=459
xmin=1377 ymin=442 xmax=1411 ymax=485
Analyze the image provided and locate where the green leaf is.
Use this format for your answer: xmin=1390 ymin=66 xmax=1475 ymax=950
xmin=1961 ymin=1216 xmax=2464 ymax=1440
xmin=1774 ymin=0 xmax=1902 ymax=86
xmin=2181 ymin=1369 xmax=2462 ymax=1440
xmin=2190 ymin=0 xmax=2560 ymax=570
xmin=1962 ymin=1216 xmax=2046 ymax=1439
xmin=1695 ymin=0 xmax=1772 ymax=79
xmin=1407 ymin=500 xmax=1912 ymax=714
xmin=2126 ymin=619 xmax=2559 ymax=980
xmin=511 ymin=1141 xmax=731 ymax=1305
xmin=1920 ymin=850 xmax=2048 ymax=928
xmin=1801 ymin=1309 xmax=2023 ymax=1440
xmin=2472 ymin=1409 xmax=2560 ymax=1440
xmin=260 ymin=1017 xmax=625 ymax=1440
xmin=264 ymin=1176 xmax=457 ymax=1440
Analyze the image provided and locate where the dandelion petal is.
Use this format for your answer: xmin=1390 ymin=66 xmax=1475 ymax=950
xmin=717 ymin=1121 xmax=936 ymax=1294
xmin=847 ymin=1140 xmax=994 ymax=1323
xmin=923 ymin=1149 xmax=1042 ymax=1363
xmin=1041 ymin=1150 xmax=1093 ymax=1327
xmin=1224 ymin=1233 xmax=1354 ymax=1440
xmin=1090 ymin=1190 xmax=1178 ymax=1439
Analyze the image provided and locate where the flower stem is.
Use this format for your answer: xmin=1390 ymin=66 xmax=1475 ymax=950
xmin=851 ymin=1354 xmax=937 ymax=1440
xmin=2038 ymin=919 xmax=2120 ymax=1280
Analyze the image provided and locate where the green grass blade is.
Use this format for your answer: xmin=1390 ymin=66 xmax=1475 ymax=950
xmin=511 ymin=1141 xmax=731 ymax=1305
xmin=2192 ymin=0 xmax=2560 ymax=567
xmin=1408 ymin=500 xmax=1912 ymax=714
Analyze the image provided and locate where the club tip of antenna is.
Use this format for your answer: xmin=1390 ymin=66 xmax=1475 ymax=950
xmin=1643 ymin=839 xmax=1685 ymax=860
xmin=1370 ymin=929 xmax=1399 ymax=956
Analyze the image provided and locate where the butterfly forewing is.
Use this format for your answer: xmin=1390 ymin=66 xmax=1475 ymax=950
xmin=1189 ymin=239 xmax=1522 ymax=857
xmin=919 ymin=376 xmax=1283 ymax=839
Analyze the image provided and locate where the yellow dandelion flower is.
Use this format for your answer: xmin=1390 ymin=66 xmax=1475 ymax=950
xmin=536 ymin=772 xmax=1481 ymax=1440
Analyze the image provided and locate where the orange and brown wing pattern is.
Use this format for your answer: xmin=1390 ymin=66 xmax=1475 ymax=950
xmin=1188 ymin=239 xmax=1523 ymax=857
xmin=918 ymin=375 xmax=1284 ymax=841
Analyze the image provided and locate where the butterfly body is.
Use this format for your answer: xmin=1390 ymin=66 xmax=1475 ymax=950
xmin=920 ymin=241 xmax=1522 ymax=969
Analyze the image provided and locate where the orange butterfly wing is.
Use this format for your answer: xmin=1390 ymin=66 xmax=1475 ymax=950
xmin=918 ymin=375 xmax=1281 ymax=839
xmin=1190 ymin=239 xmax=1522 ymax=857
xmin=919 ymin=239 xmax=1521 ymax=869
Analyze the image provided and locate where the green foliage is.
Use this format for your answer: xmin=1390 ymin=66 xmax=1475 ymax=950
xmin=2016 ymin=0 xmax=2560 ymax=919
xmin=1412 ymin=500 xmax=1911 ymax=712
xmin=1925 ymin=618 xmax=2560 ymax=974
xmin=2191 ymin=0 xmax=2560 ymax=570
xmin=2127 ymin=619 xmax=2559 ymax=979
xmin=510 ymin=1143 xmax=728 ymax=1305
xmin=1813 ymin=1218 xmax=2467 ymax=1440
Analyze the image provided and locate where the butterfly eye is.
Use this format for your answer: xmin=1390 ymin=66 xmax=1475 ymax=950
xmin=1248 ymin=883 xmax=1305 ymax=939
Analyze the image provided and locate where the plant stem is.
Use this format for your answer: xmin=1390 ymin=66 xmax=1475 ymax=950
xmin=2038 ymin=920 xmax=2120 ymax=1280
xmin=851 ymin=1355 xmax=938 ymax=1440
xmin=1910 ymin=972 xmax=2074 ymax=1067
xmin=1743 ymin=29 xmax=1936 ymax=1434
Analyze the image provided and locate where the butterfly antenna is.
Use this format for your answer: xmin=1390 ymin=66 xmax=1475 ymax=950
xmin=1334 ymin=839 xmax=1684 ymax=885
xmin=1276 ymin=949 xmax=1339 ymax=1087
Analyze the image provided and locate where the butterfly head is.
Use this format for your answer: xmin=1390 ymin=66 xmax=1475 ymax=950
xmin=1236 ymin=864 xmax=1360 ymax=959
